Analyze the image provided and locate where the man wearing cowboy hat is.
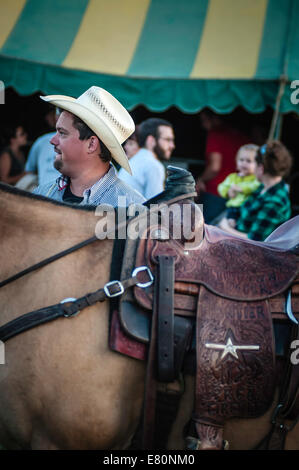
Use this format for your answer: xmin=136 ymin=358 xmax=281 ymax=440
xmin=33 ymin=86 xmax=145 ymax=207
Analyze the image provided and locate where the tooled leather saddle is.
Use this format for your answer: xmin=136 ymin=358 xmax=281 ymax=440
xmin=109 ymin=167 xmax=299 ymax=450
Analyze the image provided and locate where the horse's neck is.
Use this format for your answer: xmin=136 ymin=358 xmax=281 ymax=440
xmin=0 ymin=191 xmax=96 ymax=237
xmin=0 ymin=191 xmax=114 ymax=284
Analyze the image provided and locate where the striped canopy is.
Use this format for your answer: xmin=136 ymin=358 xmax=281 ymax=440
xmin=0 ymin=0 xmax=298 ymax=113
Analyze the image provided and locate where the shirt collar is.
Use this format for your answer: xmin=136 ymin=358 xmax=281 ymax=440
xmin=83 ymin=164 xmax=117 ymax=202
xmin=57 ymin=175 xmax=69 ymax=191
xmin=56 ymin=164 xmax=117 ymax=198
xmin=258 ymin=180 xmax=284 ymax=195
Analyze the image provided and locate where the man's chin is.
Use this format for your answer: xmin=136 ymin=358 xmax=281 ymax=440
xmin=160 ymin=154 xmax=171 ymax=162
xmin=54 ymin=158 xmax=63 ymax=171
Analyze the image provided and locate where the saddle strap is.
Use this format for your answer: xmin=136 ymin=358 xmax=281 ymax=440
xmin=268 ymin=324 xmax=299 ymax=450
xmin=142 ymin=255 xmax=176 ymax=449
xmin=157 ymin=255 xmax=175 ymax=382
xmin=279 ymin=324 xmax=299 ymax=421
xmin=0 ymin=275 xmax=140 ymax=342
xmin=142 ymin=262 xmax=160 ymax=449
xmin=256 ymin=320 xmax=299 ymax=450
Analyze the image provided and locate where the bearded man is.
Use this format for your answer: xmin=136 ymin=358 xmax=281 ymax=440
xmin=118 ymin=118 xmax=175 ymax=199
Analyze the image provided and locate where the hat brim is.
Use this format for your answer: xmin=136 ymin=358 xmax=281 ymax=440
xmin=40 ymin=95 xmax=132 ymax=175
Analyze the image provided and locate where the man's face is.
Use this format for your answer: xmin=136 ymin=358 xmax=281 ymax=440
xmin=154 ymin=125 xmax=175 ymax=161
xmin=199 ymin=112 xmax=214 ymax=131
xmin=199 ymin=112 xmax=221 ymax=131
xmin=50 ymin=111 xmax=85 ymax=176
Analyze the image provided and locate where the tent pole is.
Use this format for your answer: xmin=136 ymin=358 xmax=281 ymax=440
xmin=275 ymin=113 xmax=284 ymax=140
xmin=268 ymin=76 xmax=286 ymax=141
xmin=268 ymin=0 xmax=294 ymax=141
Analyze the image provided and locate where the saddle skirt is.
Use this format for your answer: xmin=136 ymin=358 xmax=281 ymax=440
xmin=109 ymin=198 xmax=299 ymax=449
xmin=134 ymin=223 xmax=298 ymax=307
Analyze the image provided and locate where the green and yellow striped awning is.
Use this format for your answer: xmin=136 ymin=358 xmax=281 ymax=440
xmin=0 ymin=0 xmax=299 ymax=113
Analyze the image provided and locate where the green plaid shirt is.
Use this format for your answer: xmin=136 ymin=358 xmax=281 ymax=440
xmin=236 ymin=180 xmax=291 ymax=241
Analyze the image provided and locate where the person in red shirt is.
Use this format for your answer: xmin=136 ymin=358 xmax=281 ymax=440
xmin=197 ymin=110 xmax=250 ymax=195
xmin=196 ymin=110 xmax=250 ymax=223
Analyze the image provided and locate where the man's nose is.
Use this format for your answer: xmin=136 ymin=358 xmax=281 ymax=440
xmin=50 ymin=133 xmax=58 ymax=145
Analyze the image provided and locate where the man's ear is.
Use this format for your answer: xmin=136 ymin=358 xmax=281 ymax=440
xmin=87 ymin=136 xmax=100 ymax=154
xmin=145 ymin=135 xmax=156 ymax=151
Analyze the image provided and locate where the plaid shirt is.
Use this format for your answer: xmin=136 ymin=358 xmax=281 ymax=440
xmin=33 ymin=164 xmax=145 ymax=207
xmin=236 ymin=180 xmax=291 ymax=241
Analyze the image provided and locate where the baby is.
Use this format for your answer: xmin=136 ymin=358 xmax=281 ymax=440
xmin=217 ymin=144 xmax=260 ymax=226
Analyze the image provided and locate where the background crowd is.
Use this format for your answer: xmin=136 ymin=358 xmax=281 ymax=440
xmin=0 ymin=104 xmax=295 ymax=242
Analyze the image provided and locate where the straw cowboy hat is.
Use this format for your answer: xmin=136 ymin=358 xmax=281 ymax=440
xmin=40 ymin=86 xmax=135 ymax=174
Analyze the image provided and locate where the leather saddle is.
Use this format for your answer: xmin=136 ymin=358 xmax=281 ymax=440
xmin=109 ymin=167 xmax=299 ymax=450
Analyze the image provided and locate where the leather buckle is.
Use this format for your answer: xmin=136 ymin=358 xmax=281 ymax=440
xmin=104 ymin=280 xmax=124 ymax=298
xmin=132 ymin=266 xmax=154 ymax=288
xmin=60 ymin=297 xmax=80 ymax=317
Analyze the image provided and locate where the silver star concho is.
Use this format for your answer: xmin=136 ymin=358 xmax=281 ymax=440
xmin=205 ymin=335 xmax=260 ymax=361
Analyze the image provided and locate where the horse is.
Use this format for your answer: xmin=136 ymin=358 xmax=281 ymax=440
xmin=0 ymin=181 xmax=298 ymax=450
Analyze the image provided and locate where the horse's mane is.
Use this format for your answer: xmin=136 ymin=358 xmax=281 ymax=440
xmin=0 ymin=182 xmax=96 ymax=212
